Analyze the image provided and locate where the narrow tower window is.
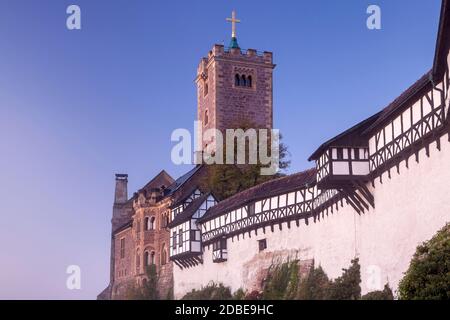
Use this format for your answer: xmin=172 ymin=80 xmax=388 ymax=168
xmin=247 ymin=75 xmax=252 ymax=87
xmin=204 ymin=83 xmax=208 ymax=96
xmin=204 ymin=110 xmax=209 ymax=125
xmin=235 ymin=74 xmax=240 ymax=86
xmin=241 ymin=75 xmax=246 ymax=86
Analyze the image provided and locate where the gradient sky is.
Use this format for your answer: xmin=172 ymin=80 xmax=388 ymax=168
xmin=0 ymin=0 xmax=442 ymax=299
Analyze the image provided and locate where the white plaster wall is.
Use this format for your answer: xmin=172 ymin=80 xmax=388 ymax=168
xmin=174 ymin=133 xmax=450 ymax=298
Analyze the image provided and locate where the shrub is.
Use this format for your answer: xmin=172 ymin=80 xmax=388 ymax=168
xmin=361 ymin=284 xmax=394 ymax=300
xmin=326 ymin=258 xmax=361 ymax=300
xmin=262 ymin=260 xmax=299 ymax=300
xmin=297 ymin=266 xmax=331 ymax=300
xmin=398 ymin=223 xmax=450 ymax=300
xmin=123 ymin=264 xmax=159 ymax=300
xmin=182 ymin=282 xmax=232 ymax=300
xmin=232 ymin=288 xmax=246 ymax=300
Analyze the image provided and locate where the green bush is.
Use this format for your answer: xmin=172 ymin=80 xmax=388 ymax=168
xmin=124 ymin=265 xmax=159 ymax=300
xmin=232 ymin=288 xmax=246 ymax=300
xmin=182 ymin=282 xmax=232 ymax=300
xmin=262 ymin=260 xmax=299 ymax=300
xmin=398 ymin=223 xmax=450 ymax=300
xmin=297 ymin=266 xmax=331 ymax=300
xmin=326 ymin=258 xmax=361 ymax=300
xmin=361 ymin=284 xmax=394 ymax=300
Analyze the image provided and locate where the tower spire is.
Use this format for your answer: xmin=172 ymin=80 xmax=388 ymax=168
xmin=226 ymin=10 xmax=241 ymax=48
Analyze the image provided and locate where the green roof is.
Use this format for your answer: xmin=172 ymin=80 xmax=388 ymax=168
xmin=229 ymin=37 xmax=239 ymax=49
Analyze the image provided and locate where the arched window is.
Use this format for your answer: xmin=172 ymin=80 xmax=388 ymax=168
xmin=161 ymin=243 xmax=167 ymax=265
xmin=204 ymin=83 xmax=208 ymax=96
xmin=136 ymin=251 xmax=140 ymax=274
xmin=204 ymin=110 xmax=209 ymax=125
xmin=143 ymin=251 xmax=149 ymax=267
xmin=247 ymin=75 xmax=252 ymax=87
xmin=150 ymin=217 xmax=155 ymax=230
xmin=151 ymin=251 xmax=155 ymax=265
xmin=235 ymin=74 xmax=240 ymax=86
xmin=241 ymin=75 xmax=247 ymax=87
xmin=144 ymin=216 xmax=155 ymax=231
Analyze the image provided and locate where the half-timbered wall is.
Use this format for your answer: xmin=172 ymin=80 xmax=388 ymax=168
xmin=171 ymin=189 xmax=202 ymax=221
xmin=169 ymin=194 xmax=217 ymax=258
xmin=369 ymin=77 xmax=449 ymax=172
xmin=201 ymin=186 xmax=339 ymax=244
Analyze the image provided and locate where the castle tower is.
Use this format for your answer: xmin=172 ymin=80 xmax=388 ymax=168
xmin=196 ymin=11 xmax=276 ymax=152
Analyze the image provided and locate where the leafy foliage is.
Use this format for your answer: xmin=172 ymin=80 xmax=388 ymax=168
xmin=326 ymin=258 xmax=361 ymax=300
xmin=261 ymin=259 xmax=361 ymax=300
xmin=201 ymin=120 xmax=290 ymax=200
xmin=297 ymin=266 xmax=331 ymax=300
xmin=398 ymin=223 xmax=450 ymax=300
xmin=361 ymin=284 xmax=394 ymax=300
xmin=262 ymin=260 xmax=299 ymax=300
xmin=123 ymin=265 xmax=159 ymax=300
xmin=182 ymin=282 xmax=233 ymax=300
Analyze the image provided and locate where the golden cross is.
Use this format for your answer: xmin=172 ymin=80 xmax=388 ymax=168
xmin=226 ymin=10 xmax=241 ymax=38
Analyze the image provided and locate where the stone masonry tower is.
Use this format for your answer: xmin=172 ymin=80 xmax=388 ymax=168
xmin=195 ymin=11 xmax=276 ymax=152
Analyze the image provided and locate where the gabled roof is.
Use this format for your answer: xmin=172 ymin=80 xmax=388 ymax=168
xmin=198 ymin=169 xmax=316 ymax=223
xmin=168 ymin=193 xmax=212 ymax=228
xmin=308 ymin=112 xmax=382 ymax=161
xmin=163 ymin=165 xmax=203 ymax=197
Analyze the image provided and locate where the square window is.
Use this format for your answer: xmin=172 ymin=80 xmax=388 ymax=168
xmin=258 ymin=239 xmax=267 ymax=251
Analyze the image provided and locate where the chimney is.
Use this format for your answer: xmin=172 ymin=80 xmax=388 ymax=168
xmin=114 ymin=174 xmax=128 ymax=204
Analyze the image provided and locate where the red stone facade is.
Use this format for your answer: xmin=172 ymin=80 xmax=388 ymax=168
xmin=196 ymin=45 xmax=275 ymax=150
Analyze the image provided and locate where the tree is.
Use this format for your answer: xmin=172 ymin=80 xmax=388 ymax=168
xmin=326 ymin=258 xmax=361 ymax=300
xmin=297 ymin=266 xmax=331 ymax=300
xmin=201 ymin=120 xmax=290 ymax=200
xmin=361 ymin=284 xmax=394 ymax=300
xmin=398 ymin=223 xmax=450 ymax=300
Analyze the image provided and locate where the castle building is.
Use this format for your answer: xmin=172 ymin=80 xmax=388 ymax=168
xmin=99 ymin=3 xmax=450 ymax=299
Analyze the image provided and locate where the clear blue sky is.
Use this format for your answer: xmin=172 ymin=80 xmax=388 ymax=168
xmin=0 ymin=0 xmax=441 ymax=299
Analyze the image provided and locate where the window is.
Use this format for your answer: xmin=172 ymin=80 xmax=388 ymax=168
xmin=337 ymin=148 xmax=344 ymax=160
xmin=172 ymin=231 xmax=177 ymax=248
xmin=120 ymin=238 xmax=125 ymax=259
xmin=204 ymin=83 xmax=208 ymax=96
xmin=204 ymin=110 xmax=209 ymax=126
xmin=144 ymin=251 xmax=149 ymax=266
xmin=258 ymin=239 xmax=267 ymax=251
xmin=235 ymin=74 xmax=240 ymax=86
xmin=241 ymin=75 xmax=247 ymax=86
xmin=354 ymin=148 xmax=360 ymax=160
xmin=151 ymin=251 xmax=155 ymax=265
xmin=150 ymin=217 xmax=155 ymax=230
xmin=248 ymin=203 xmax=255 ymax=216
xmin=179 ymin=229 xmax=183 ymax=247
xmin=247 ymin=75 xmax=252 ymax=87
xmin=213 ymin=237 xmax=227 ymax=250
xmin=136 ymin=251 xmax=140 ymax=268
xmin=145 ymin=216 xmax=155 ymax=230
xmin=190 ymin=230 xmax=197 ymax=241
